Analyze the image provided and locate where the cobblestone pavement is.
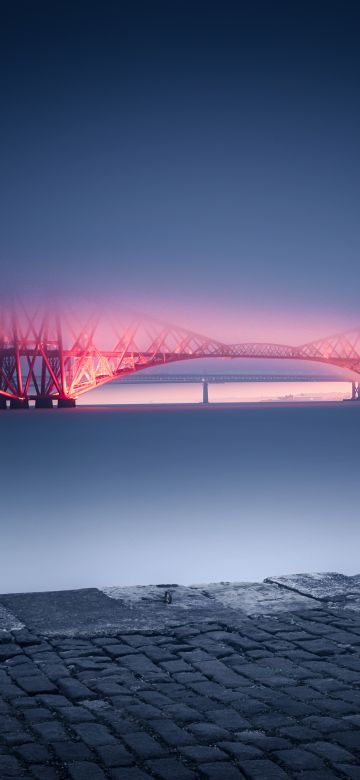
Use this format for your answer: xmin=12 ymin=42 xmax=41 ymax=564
xmin=1 ymin=586 xmax=360 ymax=780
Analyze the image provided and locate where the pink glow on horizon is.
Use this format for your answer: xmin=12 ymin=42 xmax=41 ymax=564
xmin=78 ymin=381 xmax=352 ymax=406
xmin=113 ymin=291 xmax=358 ymax=344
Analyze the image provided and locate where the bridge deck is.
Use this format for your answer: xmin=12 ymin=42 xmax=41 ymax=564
xmin=116 ymin=374 xmax=349 ymax=384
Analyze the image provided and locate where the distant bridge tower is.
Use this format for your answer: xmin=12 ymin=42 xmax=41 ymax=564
xmin=202 ymin=380 xmax=209 ymax=405
xmin=352 ymin=381 xmax=359 ymax=401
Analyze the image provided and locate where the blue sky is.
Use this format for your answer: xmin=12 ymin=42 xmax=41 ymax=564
xmin=1 ymin=1 xmax=359 ymax=333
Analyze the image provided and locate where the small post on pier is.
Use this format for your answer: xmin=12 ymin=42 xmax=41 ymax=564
xmin=202 ymin=380 xmax=209 ymax=405
xmin=352 ymin=381 xmax=359 ymax=401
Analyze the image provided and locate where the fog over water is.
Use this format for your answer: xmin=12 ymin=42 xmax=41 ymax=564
xmin=1 ymin=403 xmax=358 ymax=594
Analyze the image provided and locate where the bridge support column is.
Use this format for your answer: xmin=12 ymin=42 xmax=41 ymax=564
xmin=0 ymin=395 xmax=7 ymax=410
xmin=9 ymin=398 xmax=29 ymax=409
xmin=352 ymin=381 xmax=359 ymax=401
xmin=58 ymin=398 xmax=76 ymax=408
xmin=202 ymin=381 xmax=209 ymax=405
xmin=35 ymin=397 xmax=53 ymax=409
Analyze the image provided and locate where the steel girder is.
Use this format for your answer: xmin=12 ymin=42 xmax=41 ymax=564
xmin=0 ymin=306 xmax=359 ymax=403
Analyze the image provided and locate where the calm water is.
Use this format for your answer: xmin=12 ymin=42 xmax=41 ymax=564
xmin=1 ymin=403 xmax=359 ymax=593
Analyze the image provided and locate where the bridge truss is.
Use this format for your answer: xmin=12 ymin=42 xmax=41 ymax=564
xmin=0 ymin=306 xmax=359 ymax=406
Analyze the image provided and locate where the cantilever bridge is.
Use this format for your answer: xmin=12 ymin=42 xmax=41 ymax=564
xmin=0 ymin=305 xmax=359 ymax=407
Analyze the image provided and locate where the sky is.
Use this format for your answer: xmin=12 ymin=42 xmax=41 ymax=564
xmin=1 ymin=0 xmax=360 ymax=341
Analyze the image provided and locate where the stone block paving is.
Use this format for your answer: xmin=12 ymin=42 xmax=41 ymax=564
xmin=1 ymin=607 xmax=360 ymax=778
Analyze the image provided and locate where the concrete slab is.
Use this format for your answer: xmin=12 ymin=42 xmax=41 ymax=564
xmin=266 ymin=572 xmax=360 ymax=609
xmin=0 ymin=602 xmax=24 ymax=632
xmin=0 ymin=588 xmax=150 ymax=637
xmin=104 ymin=581 xmax=317 ymax=614
xmin=103 ymin=583 xmax=213 ymax=609
xmin=191 ymin=581 xmax=318 ymax=614
xmin=2 ymin=574 xmax=360 ymax=638
xmin=0 ymin=587 xmax=229 ymax=637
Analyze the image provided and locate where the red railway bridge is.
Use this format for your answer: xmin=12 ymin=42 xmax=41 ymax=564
xmin=0 ymin=306 xmax=359 ymax=407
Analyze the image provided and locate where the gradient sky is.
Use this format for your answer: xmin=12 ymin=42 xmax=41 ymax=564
xmin=1 ymin=1 xmax=360 ymax=338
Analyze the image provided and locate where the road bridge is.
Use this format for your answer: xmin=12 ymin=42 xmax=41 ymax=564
xmin=116 ymin=373 xmax=357 ymax=404
xmin=116 ymin=373 xmax=346 ymax=383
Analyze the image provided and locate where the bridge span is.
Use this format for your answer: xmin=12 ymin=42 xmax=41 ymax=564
xmin=0 ymin=305 xmax=359 ymax=407
xmin=115 ymin=374 xmax=359 ymax=405
xmin=116 ymin=373 xmax=346 ymax=383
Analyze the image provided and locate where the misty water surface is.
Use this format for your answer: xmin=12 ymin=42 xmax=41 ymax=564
xmin=1 ymin=403 xmax=358 ymax=593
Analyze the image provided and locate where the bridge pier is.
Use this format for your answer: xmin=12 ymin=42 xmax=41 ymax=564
xmin=58 ymin=398 xmax=76 ymax=408
xmin=9 ymin=398 xmax=29 ymax=409
xmin=352 ymin=381 xmax=359 ymax=401
xmin=35 ymin=398 xmax=53 ymax=409
xmin=0 ymin=395 xmax=7 ymax=410
xmin=202 ymin=381 xmax=209 ymax=405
